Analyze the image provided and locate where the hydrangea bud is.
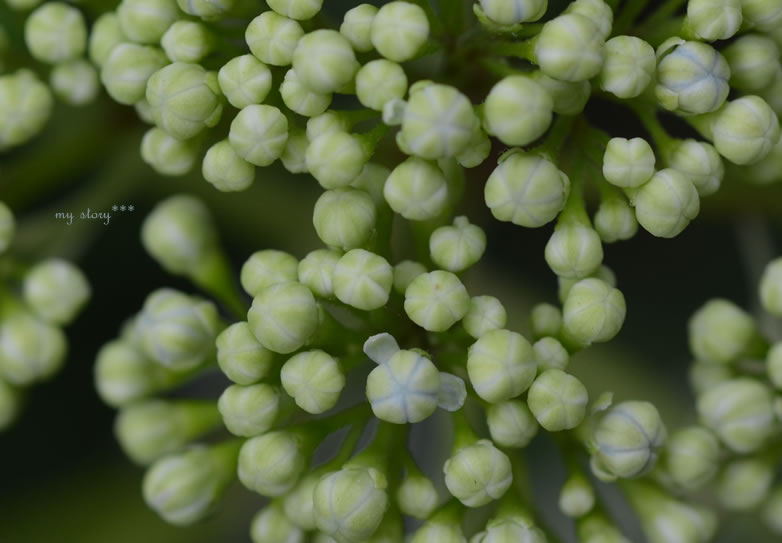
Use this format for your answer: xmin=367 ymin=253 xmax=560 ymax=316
xmin=245 ymin=12 xmax=303 ymax=66
xmin=637 ymin=497 xmax=717 ymax=543
xmin=723 ymin=35 xmax=780 ymax=91
xmin=534 ymin=337 xmax=569 ymax=372
xmin=484 ymin=153 xmax=569 ymax=227
xmin=527 ymin=369 xmax=588 ymax=431
xmin=688 ymin=298 xmax=759 ymax=364
xmin=140 ymin=127 xmax=198 ymax=176
xmin=634 ymin=169 xmax=700 ymax=238
xmin=143 ymin=442 xmax=237 ymax=525
xmin=463 ymin=296 xmax=507 ymax=339
xmin=711 ymin=95 xmax=781 ymax=165
xmin=50 ymin=60 xmax=99 ymax=106
xmin=117 ymin=0 xmax=180 ymax=44
xmin=444 ymin=440 xmax=512 ymax=507
xmin=135 ymin=99 xmax=156 ymax=125
xmin=23 ymin=258 xmax=90 ymax=325
xmin=250 ymin=502 xmax=305 ymax=543
xmin=298 ymin=249 xmax=340 ymax=298
xmin=396 ymin=472 xmax=438 ymax=519
xmin=268 ymin=0 xmax=323 ymax=20
xmin=307 ymin=111 xmax=351 ymax=140
xmin=686 ymin=0 xmax=742 ymax=41
xmin=292 ymin=30 xmax=358 ymax=94
xmin=89 ymin=13 xmax=126 ymax=67
xmin=0 ymin=202 xmax=14 ymax=254
xmin=689 ymin=359 xmax=733 ymax=397
xmin=656 ymin=40 xmax=730 ymax=114
xmin=763 ymin=486 xmax=782 ymax=535
xmin=559 ymin=472 xmax=595 ymax=517
xmin=239 ymin=430 xmax=309 ymax=496
xmin=351 ymin=162 xmax=389 ymax=205
xmin=116 ymin=399 xmax=220 ymax=464
xmin=384 ymin=158 xmax=449 ymax=221
xmin=667 ymin=139 xmax=724 ymax=197
xmin=371 ymin=2 xmax=429 ymax=62
xmin=535 ymin=14 xmax=606 ymax=82
xmin=467 ymin=329 xmax=536 ymax=403
xmin=101 ymin=43 xmax=169 ymax=105
xmin=594 ymin=197 xmax=638 ymax=243
xmin=202 ymin=139 xmax=255 ymax=191
xmin=366 ymin=349 xmax=440 ymax=423
xmin=333 ymin=249 xmax=393 ymax=311
xmin=216 ymin=322 xmax=274 ymax=385
xmin=229 ymin=104 xmax=288 ymax=166
xmin=697 ymin=378 xmax=776 ymax=453
xmin=665 ymin=426 xmax=720 ymax=490
xmin=760 ymin=257 xmax=782 ymax=316
xmin=411 ymin=515 xmax=466 ymax=543
xmin=356 ymin=60 xmax=407 ymax=111
xmin=473 ymin=517 xmax=547 ymax=543
xmin=218 ymin=383 xmax=280 ymax=437
xmin=717 ymin=456 xmax=775 ymax=510
xmin=456 ymin=125 xmax=493 ymax=168
xmin=0 ymin=312 xmax=66 ymax=385
xmin=562 ymin=278 xmax=626 ymax=345
xmin=278 ymin=127 xmax=308 ymax=174
xmin=313 ymin=188 xmax=376 ymax=250
xmin=479 ymin=0 xmax=547 ymax=24
xmin=247 ymin=281 xmax=319 ymax=354
xmin=340 ymin=4 xmax=378 ymax=52
xmin=280 ymin=69 xmax=332 ymax=116
xmin=530 ymin=72 xmax=591 ymax=116
xmin=765 ymin=343 xmax=782 ymax=389
xmin=282 ymin=470 xmax=323 ymax=530
xmin=592 ymin=401 xmax=666 ymax=479
xmin=217 ymin=55 xmax=272 ymax=110
xmin=742 ymin=0 xmax=782 ymax=30
xmin=565 ymin=0 xmax=612 ymax=39
xmin=529 ymin=303 xmax=560 ymax=340
xmin=281 ymin=350 xmax=345 ymax=413
xmin=483 ymin=76 xmax=553 ymax=146
xmin=0 ymin=379 xmax=20 ymax=430
xmin=313 ymin=466 xmax=388 ymax=542
xmin=578 ymin=514 xmax=630 ymax=543
xmin=240 ymin=250 xmax=298 ymax=298
xmin=161 ymin=21 xmax=213 ymax=63
xmin=392 ymin=260 xmax=427 ymax=295
xmin=742 ymin=133 xmax=782 ymax=183
xmin=429 ymin=217 xmax=486 ymax=273
xmin=0 ymin=70 xmax=53 ymax=150
xmin=25 ymin=3 xmax=86 ymax=64
xmin=486 ymin=399 xmax=539 ymax=448
xmin=545 ymin=223 xmax=603 ymax=279
xmin=600 ymin=36 xmax=656 ymax=99
xmin=404 ymin=271 xmax=470 ymax=332
xmin=306 ymin=132 xmax=368 ymax=189
xmin=602 ymin=137 xmax=655 ymax=189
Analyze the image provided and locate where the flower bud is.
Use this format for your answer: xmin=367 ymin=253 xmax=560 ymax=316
xmin=411 ymin=515 xmax=466 ymax=543
xmin=665 ymin=426 xmax=720 ymax=490
xmin=405 ymin=271 xmax=470 ymax=332
xmin=116 ymin=399 xmax=220 ymax=464
xmin=292 ymin=30 xmax=358 ymax=94
xmin=689 ymin=360 xmax=733 ymax=397
xmin=298 ymin=249 xmax=340 ymax=298
xmin=143 ymin=442 xmax=237 ymax=525
xmin=527 ymin=369 xmax=588 ymax=431
xmin=88 ymin=13 xmax=126 ymax=68
xmin=250 ymin=502 xmax=305 ymax=543
xmin=177 ymin=0 xmax=232 ymax=19
xmin=444 ymin=439 xmax=512 ymax=507
xmin=467 ymin=329 xmax=536 ymax=403
xmin=392 ymin=260 xmax=427 ymax=295
xmin=306 ymin=132 xmax=368 ymax=189
xmin=0 ymin=70 xmax=53 ymax=150
xmin=566 ymin=0 xmax=612 ymax=38
xmin=696 ymin=378 xmax=776 ymax=453
xmin=535 ymin=13 xmax=605 ymax=82
xmin=313 ymin=188 xmax=376 ymax=250
xmin=430 ymin=216 xmax=486 ymax=273
xmin=229 ymin=104 xmax=289 ymax=166
xmin=530 ymin=72 xmax=591 ymax=116
xmin=239 ymin=430 xmax=309 ymax=496
xmin=281 ymin=350 xmax=345 ymax=413
xmin=307 ymin=111 xmax=351 ymax=140
xmin=723 ymin=35 xmax=780 ymax=91
xmin=578 ymin=514 xmax=630 ymax=543
xmin=456 ymin=125 xmax=493 ymax=168
xmin=101 ymin=43 xmax=168 ymax=105
xmin=545 ymin=223 xmax=603 ymax=279
xmin=634 ymin=169 xmax=700 ymax=238
xmin=600 ymin=35 xmax=655 ymax=99
xmin=562 ymin=278 xmax=626 ymax=345
xmin=396 ymin=472 xmax=438 ymax=519
xmin=0 ymin=202 xmax=14 ymax=254
xmin=717 ymin=456 xmax=774 ymax=510
xmin=117 ymin=0 xmax=179 ymax=44
xmin=763 ymin=486 xmax=782 ymax=535
xmin=742 ymin=0 xmax=782 ymax=30
xmin=473 ymin=517 xmax=547 ymax=543
xmin=760 ymin=257 xmax=782 ymax=316
xmin=0 ymin=379 xmax=20 ymax=430
xmin=351 ymin=162 xmax=390 ymax=205
xmin=356 ymin=60 xmax=407 ymax=112
xmin=25 ymin=3 xmax=86 ymax=64
xmin=688 ymin=298 xmax=759 ymax=364
xmin=247 ymin=281 xmax=319 ymax=354
xmin=50 ymin=60 xmax=99 ymax=106
xmin=217 ymin=55 xmax=272 ymax=110
xmin=22 ymin=258 xmax=90 ymax=326
xmin=384 ymin=158 xmax=449 ymax=220
xmin=534 ymin=337 xmax=569 ymax=372
xmin=602 ymin=137 xmax=655 ymax=188
xmin=463 ymin=296 xmax=507 ymax=339
xmin=218 ymin=383 xmax=281 ymax=437
xmin=594 ymin=197 xmax=638 ymax=243
xmin=282 ymin=469 xmax=323 ymax=530
xmin=340 ymin=4 xmax=378 ymax=52
xmin=479 ymin=0 xmax=547 ymax=24
xmin=742 ymin=133 xmax=782 ymax=183
xmin=333 ymin=249 xmax=392 ymax=311
xmin=371 ymin=2 xmax=429 ymax=62
xmin=767 ymin=343 xmax=782 ymax=389
xmin=267 ymin=0 xmax=322 ymax=20
xmin=245 ymin=11 xmax=303 ymax=66
xmin=216 ymin=322 xmax=275 ymax=384
xmin=161 ymin=21 xmax=214 ymax=63
xmin=686 ymin=0 xmax=742 ymax=41
xmin=484 ymin=76 xmax=552 ymax=146
xmin=668 ymin=139 xmax=724 ymax=197
xmin=0 ymin=312 xmax=66 ymax=386
xmin=202 ymin=139 xmax=255 ymax=191
xmin=366 ymin=349 xmax=441 ymax=423
xmin=484 ymin=153 xmax=569 ymax=227
xmin=559 ymin=472 xmax=595 ymax=517
xmin=140 ymin=127 xmax=199 ymax=176
xmin=656 ymin=40 xmax=729 ymax=114
xmin=636 ymin=495 xmax=717 ymax=543
xmin=486 ymin=399 xmax=539 ymax=448
xmin=280 ymin=68 xmax=332 ymax=117
xmin=529 ymin=303 xmax=561 ymax=339
xmin=240 ymin=250 xmax=299 ymax=298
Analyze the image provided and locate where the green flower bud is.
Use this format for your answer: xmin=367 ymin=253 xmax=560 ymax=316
xmin=340 ymin=4 xmax=378 ymax=52
xmin=281 ymin=350 xmax=345 ymax=413
xmin=313 ymin=466 xmax=388 ymax=542
xmin=50 ymin=60 xmax=99 ymax=106
xmin=0 ymin=312 xmax=65 ymax=386
xmin=463 ymin=296 xmax=507 ymax=339
xmin=0 ymin=202 xmax=14 ymax=254
xmin=411 ymin=516 xmax=466 ymax=543
xmin=594 ymin=197 xmax=638 ymax=243
xmin=280 ymin=68 xmax=332 ymax=115
xmin=298 ymin=249 xmax=340 ymax=298
xmin=250 ymin=502 xmax=305 ymax=543
xmin=140 ymin=195 xmax=218 ymax=277
xmin=116 ymin=399 xmax=220 ymax=464
xmin=140 ymin=127 xmax=198 ymax=176
xmin=566 ymin=0 xmax=612 ymax=39
xmin=600 ymin=36 xmax=655 ymax=99
xmin=697 ymin=378 xmax=776 ymax=453
xmin=486 ymin=399 xmax=539 ymax=448
xmin=742 ymin=132 xmax=782 ymax=183
xmin=292 ymin=30 xmax=358 ymax=94
xmin=218 ymin=383 xmax=281 ymax=437
xmin=530 ymin=303 xmax=561 ymax=340
xmin=636 ymin=496 xmax=717 ymax=543
xmin=136 ymin=289 xmax=221 ymax=370
xmin=5 ymin=0 xmax=42 ymax=10
xmin=689 ymin=360 xmax=733 ymax=397
xmin=668 ymin=139 xmax=724 ymax=196
xmin=742 ymin=0 xmax=782 ymax=30
xmin=429 ymin=216 xmax=486 ymax=273
xmin=89 ymin=13 xmax=126 ymax=67
xmin=101 ymin=43 xmax=168 ymax=105
xmin=656 ymin=40 xmax=729 ymax=114
xmin=535 ymin=13 xmax=606 ymax=82
xmin=366 ymin=349 xmax=441 ymax=423
xmin=161 ymin=21 xmax=213 ymax=63
xmin=562 ymin=278 xmax=626 ymax=345
xmin=176 ymin=0 xmax=233 ymax=20
xmin=578 ymin=514 xmax=630 ymax=543
xmin=473 ymin=517 xmax=547 ymax=543
xmin=545 ymin=223 xmax=603 ymax=279
xmin=384 ymin=158 xmax=449 ymax=221
xmin=356 ymin=60 xmax=408 ymax=112
xmin=371 ymin=2 xmax=429 ymax=62
xmin=530 ymin=71 xmax=591 ymax=116
xmin=117 ymin=0 xmax=180 ymax=44
xmin=768 ymin=343 xmax=782 ymax=389
xmin=22 ymin=258 xmax=90 ymax=325
xmin=202 ymin=139 xmax=255 ymax=191
xmin=396 ymin=472 xmax=438 ymax=519
xmin=717 ymin=456 xmax=774 ymax=510
xmin=688 ymin=298 xmax=759 ymax=364
xmin=25 ymin=3 xmax=86 ymax=64
xmin=483 ymin=76 xmax=552 ymax=146
xmin=351 ymin=162 xmax=389 ymax=205
xmin=240 ymin=250 xmax=298 ymax=298
xmin=534 ymin=337 xmax=569 ymax=372
xmin=478 ymin=0 xmax=547 ymax=24
xmin=393 ymin=260 xmax=427 ymax=295
xmin=278 ymin=127 xmax=308 ymax=174
xmin=763 ymin=486 xmax=782 ymax=535
xmin=135 ymin=99 xmax=156 ymax=124
xmin=306 ymin=132 xmax=368 ymax=189
xmin=229 ymin=104 xmax=288 ymax=166
xmin=143 ymin=442 xmax=237 ymax=525
xmin=484 ymin=153 xmax=569 ymax=227
xmin=239 ymin=430 xmax=308 ymax=496
xmin=268 ymin=0 xmax=323 ymax=20
xmin=217 ymin=55 xmax=272 ymax=110
xmin=712 ymin=95 xmax=781 ymax=165
xmin=665 ymin=426 xmax=720 ymax=490
xmin=246 ymin=11 xmax=303 ymax=66
xmin=634 ymin=169 xmax=700 ymax=238
xmin=307 ymin=110 xmax=350 ymax=140
xmin=558 ymin=264 xmax=617 ymax=303
xmin=444 ymin=439 xmax=512 ymax=507
xmin=686 ymin=0 xmax=742 ymax=41
xmin=760 ymin=257 xmax=782 ymax=316
xmin=559 ymin=472 xmax=595 ymax=517
xmin=602 ymin=137 xmax=655 ymax=189
xmin=216 ymin=322 xmax=275 ymax=385
xmin=527 ymin=369 xmax=588 ymax=431
xmin=247 ymin=281 xmax=319 ymax=354
xmin=467 ymin=329 xmax=536 ymax=403
xmin=0 ymin=379 xmax=21 ymax=430
xmin=333 ymin=249 xmax=393 ymax=311
xmin=723 ymin=34 xmax=780 ymax=91
xmin=456 ymin=125 xmax=493 ymax=167
xmin=313 ymin=188 xmax=376 ymax=250
xmin=0 ymin=70 xmax=53 ymax=150
xmin=592 ymin=401 xmax=666 ymax=479
xmin=404 ymin=270 xmax=470 ymax=332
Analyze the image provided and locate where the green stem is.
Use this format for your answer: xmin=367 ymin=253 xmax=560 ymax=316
xmin=490 ymin=38 xmax=538 ymax=62
xmin=630 ymin=104 xmax=678 ymax=159
xmin=535 ymin=115 xmax=577 ymax=162
xmin=613 ymin=0 xmax=652 ymax=36
xmin=635 ymin=0 xmax=688 ymax=37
